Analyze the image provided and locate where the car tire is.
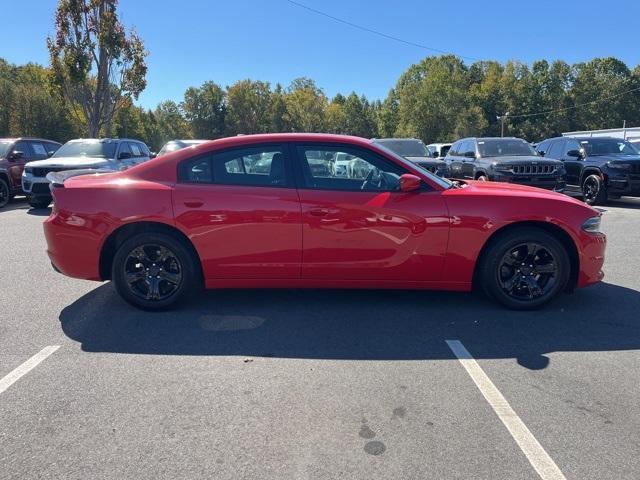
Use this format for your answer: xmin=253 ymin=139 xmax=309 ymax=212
xmin=476 ymin=174 xmax=488 ymax=181
xmin=28 ymin=196 xmax=52 ymax=209
xmin=479 ymin=227 xmax=570 ymax=310
xmin=0 ymin=178 xmax=9 ymax=208
xmin=112 ymin=232 xmax=200 ymax=311
xmin=582 ymin=174 xmax=607 ymax=206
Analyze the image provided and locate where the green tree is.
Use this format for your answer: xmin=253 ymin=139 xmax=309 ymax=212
xmin=283 ymin=78 xmax=327 ymax=132
xmin=47 ymin=0 xmax=148 ymax=137
xmin=226 ymin=80 xmax=273 ymax=134
xmin=182 ymin=81 xmax=226 ymax=138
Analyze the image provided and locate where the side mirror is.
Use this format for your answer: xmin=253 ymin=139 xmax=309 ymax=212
xmin=149 ymin=152 xmax=157 ymax=159
xmin=118 ymin=151 xmax=132 ymax=160
xmin=400 ymin=173 xmax=421 ymax=192
xmin=8 ymin=150 xmax=24 ymax=161
xmin=431 ymin=151 xmax=439 ymax=158
xmin=47 ymin=151 xmax=56 ymax=158
xmin=566 ymin=149 xmax=582 ymax=158
xmin=464 ymin=151 xmax=476 ymax=159
xmin=538 ymin=150 xmax=546 ymax=157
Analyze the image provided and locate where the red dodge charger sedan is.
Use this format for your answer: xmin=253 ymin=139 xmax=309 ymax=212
xmin=43 ymin=133 xmax=606 ymax=310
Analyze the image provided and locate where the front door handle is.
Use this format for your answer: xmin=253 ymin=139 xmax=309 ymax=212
xmin=184 ymin=198 xmax=204 ymax=208
xmin=309 ymin=208 xmax=330 ymax=217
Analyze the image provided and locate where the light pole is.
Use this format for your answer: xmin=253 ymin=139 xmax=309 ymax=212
xmin=497 ymin=112 xmax=510 ymax=137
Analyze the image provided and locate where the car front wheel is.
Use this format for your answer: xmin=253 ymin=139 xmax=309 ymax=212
xmin=479 ymin=227 xmax=570 ymax=310
xmin=28 ymin=196 xmax=52 ymax=209
xmin=582 ymin=174 xmax=607 ymax=205
xmin=0 ymin=178 xmax=10 ymax=208
xmin=112 ymin=232 xmax=199 ymax=310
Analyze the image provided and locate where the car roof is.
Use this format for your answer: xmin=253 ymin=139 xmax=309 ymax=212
xmin=65 ymin=138 xmax=146 ymax=143
xmin=373 ymin=138 xmax=423 ymax=143
xmin=0 ymin=137 xmax=62 ymax=143
xmin=564 ymin=136 xmax=626 ymax=142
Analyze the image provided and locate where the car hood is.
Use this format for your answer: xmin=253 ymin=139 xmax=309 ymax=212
xmin=481 ymin=155 xmax=561 ymax=165
xmin=25 ymin=157 xmax=112 ymax=169
xmin=459 ymin=179 xmax=585 ymax=203
xmin=588 ymin=154 xmax=640 ymax=163
xmin=406 ymin=156 xmax=447 ymax=166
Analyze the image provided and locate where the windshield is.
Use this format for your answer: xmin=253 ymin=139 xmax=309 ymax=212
xmin=0 ymin=142 xmax=12 ymax=158
xmin=478 ymin=139 xmax=536 ymax=157
xmin=579 ymin=138 xmax=639 ymax=156
xmin=376 ymin=140 xmax=429 ymax=157
xmin=53 ymin=141 xmax=116 ymax=159
xmin=373 ymin=142 xmax=453 ymax=189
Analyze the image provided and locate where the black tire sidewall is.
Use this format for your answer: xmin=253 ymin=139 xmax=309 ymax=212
xmin=0 ymin=178 xmax=9 ymax=208
xmin=112 ymin=232 xmax=198 ymax=311
xmin=480 ymin=228 xmax=570 ymax=310
xmin=28 ymin=196 xmax=52 ymax=209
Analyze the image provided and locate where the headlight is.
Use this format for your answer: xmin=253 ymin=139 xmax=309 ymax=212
xmin=607 ymin=162 xmax=631 ymax=170
xmin=24 ymin=167 xmax=33 ymax=175
xmin=582 ymin=215 xmax=602 ymax=233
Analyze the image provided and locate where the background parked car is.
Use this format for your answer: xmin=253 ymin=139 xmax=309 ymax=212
xmin=0 ymin=137 xmax=61 ymax=208
xmin=445 ymin=137 xmax=566 ymax=191
xmin=427 ymin=142 xmax=452 ymax=160
xmin=536 ymin=136 xmax=640 ymax=205
xmin=373 ymin=138 xmax=449 ymax=177
xmin=157 ymin=139 xmax=208 ymax=156
xmin=22 ymin=138 xmax=152 ymax=208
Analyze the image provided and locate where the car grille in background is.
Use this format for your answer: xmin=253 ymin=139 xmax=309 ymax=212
xmin=512 ymin=165 xmax=557 ymax=175
xmin=630 ymin=164 xmax=640 ymax=174
xmin=32 ymin=183 xmax=51 ymax=194
xmin=31 ymin=167 xmax=67 ymax=177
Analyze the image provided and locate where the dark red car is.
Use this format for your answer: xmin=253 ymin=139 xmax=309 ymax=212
xmin=44 ymin=133 xmax=606 ymax=310
xmin=0 ymin=137 xmax=61 ymax=208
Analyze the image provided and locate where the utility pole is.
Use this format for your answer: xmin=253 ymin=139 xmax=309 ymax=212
xmin=498 ymin=112 xmax=509 ymax=137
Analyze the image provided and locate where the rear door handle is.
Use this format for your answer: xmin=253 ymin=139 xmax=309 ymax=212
xmin=184 ymin=198 xmax=204 ymax=208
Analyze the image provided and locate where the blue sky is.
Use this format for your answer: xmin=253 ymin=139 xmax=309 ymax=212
xmin=4 ymin=0 xmax=640 ymax=109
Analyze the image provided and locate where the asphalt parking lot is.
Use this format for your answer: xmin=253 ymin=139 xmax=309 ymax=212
xmin=1 ymin=197 xmax=639 ymax=480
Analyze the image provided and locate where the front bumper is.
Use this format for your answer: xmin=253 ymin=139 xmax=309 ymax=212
xmin=22 ymin=173 xmax=52 ymax=198
xmin=490 ymin=173 xmax=566 ymax=191
xmin=577 ymin=230 xmax=606 ymax=288
xmin=606 ymin=174 xmax=640 ymax=196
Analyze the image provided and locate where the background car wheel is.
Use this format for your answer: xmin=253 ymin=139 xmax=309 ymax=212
xmin=476 ymin=174 xmax=488 ymax=181
xmin=28 ymin=196 xmax=52 ymax=209
xmin=479 ymin=227 xmax=570 ymax=310
xmin=0 ymin=178 xmax=9 ymax=208
xmin=582 ymin=174 xmax=607 ymax=205
xmin=112 ymin=232 xmax=199 ymax=311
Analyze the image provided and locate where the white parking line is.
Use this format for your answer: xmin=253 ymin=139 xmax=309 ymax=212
xmin=446 ymin=340 xmax=566 ymax=480
xmin=0 ymin=346 xmax=60 ymax=395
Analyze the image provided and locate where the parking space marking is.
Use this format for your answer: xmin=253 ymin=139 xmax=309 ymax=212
xmin=0 ymin=346 xmax=60 ymax=395
xmin=446 ymin=340 xmax=566 ymax=480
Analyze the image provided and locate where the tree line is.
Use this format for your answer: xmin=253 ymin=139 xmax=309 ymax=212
xmin=2 ymin=54 xmax=640 ymax=151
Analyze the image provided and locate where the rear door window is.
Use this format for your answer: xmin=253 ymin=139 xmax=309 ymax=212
xmin=546 ymin=140 xmax=564 ymax=159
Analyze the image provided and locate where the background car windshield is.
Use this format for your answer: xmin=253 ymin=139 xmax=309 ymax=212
xmin=377 ymin=140 xmax=429 ymax=157
xmin=580 ymin=138 xmax=639 ymax=156
xmin=478 ymin=139 xmax=536 ymax=157
xmin=0 ymin=142 xmax=12 ymax=157
xmin=53 ymin=142 xmax=116 ymax=158
xmin=373 ymin=142 xmax=453 ymax=189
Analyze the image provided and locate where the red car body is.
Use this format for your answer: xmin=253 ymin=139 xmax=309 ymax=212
xmin=44 ymin=133 xmax=605 ymax=303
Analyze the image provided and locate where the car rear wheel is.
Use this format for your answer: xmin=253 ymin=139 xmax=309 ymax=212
xmin=112 ymin=232 xmax=199 ymax=311
xmin=28 ymin=196 xmax=52 ymax=209
xmin=582 ymin=174 xmax=607 ymax=205
xmin=479 ymin=228 xmax=570 ymax=310
xmin=0 ymin=178 xmax=9 ymax=208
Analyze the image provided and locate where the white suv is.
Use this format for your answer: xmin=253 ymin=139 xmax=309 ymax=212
xmin=22 ymin=138 xmax=152 ymax=208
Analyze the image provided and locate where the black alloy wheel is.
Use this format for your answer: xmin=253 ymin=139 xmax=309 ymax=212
xmin=497 ymin=242 xmax=558 ymax=301
xmin=112 ymin=232 xmax=199 ymax=310
xmin=479 ymin=227 xmax=570 ymax=310
xmin=582 ymin=174 xmax=607 ymax=205
xmin=123 ymin=244 xmax=183 ymax=302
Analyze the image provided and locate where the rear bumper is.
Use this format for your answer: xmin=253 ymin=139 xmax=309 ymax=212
xmin=43 ymin=210 xmax=102 ymax=281
xmin=576 ymin=231 xmax=606 ymax=288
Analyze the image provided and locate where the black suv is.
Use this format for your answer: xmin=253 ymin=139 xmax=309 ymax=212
xmin=445 ymin=137 xmax=566 ymax=191
xmin=536 ymin=136 xmax=640 ymax=205
xmin=0 ymin=137 xmax=61 ymax=208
